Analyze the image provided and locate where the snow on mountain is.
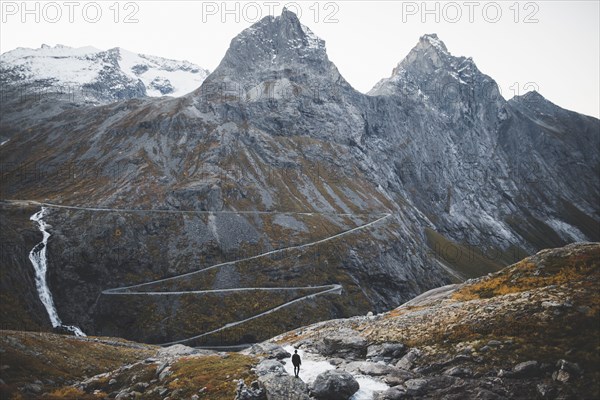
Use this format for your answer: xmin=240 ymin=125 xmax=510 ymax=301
xmin=0 ymin=44 xmax=209 ymax=101
xmin=115 ymin=47 xmax=208 ymax=97
xmin=1 ymin=45 xmax=103 ymax=86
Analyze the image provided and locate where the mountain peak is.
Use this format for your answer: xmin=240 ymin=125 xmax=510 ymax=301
xmin=400 ymin=33 xmax=456 ymax=71
xmin=232 ymin=8 xmax=325 ymax=54
xmin=380 ymin=33 xmax=457 ymax=82
xmin=418 ymin=33 xmax=449 ymax=53
xmin=515 ymin=90 xmax=545 ymax=102
xmin=509 ymin=90 xmax=553 ymax=107
xmin=509 ymin=90 xmax=561 ymax=112
xmin=200 ymin=8 xmax=346 ymax=96
xmin=369 ymin=32 xmax=505 ymax=120
xmin=280 ymin=6 xmax=298 ymax=20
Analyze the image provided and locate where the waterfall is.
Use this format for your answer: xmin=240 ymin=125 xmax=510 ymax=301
xmin=29 ymin=207 xmax=85 ymax=336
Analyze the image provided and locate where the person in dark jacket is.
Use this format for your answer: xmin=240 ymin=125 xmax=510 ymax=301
xmin=291 ymin=349 xmax=301 ymax=377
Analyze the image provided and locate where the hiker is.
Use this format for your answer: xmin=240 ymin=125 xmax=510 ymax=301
xmin=292 ymin=349 xmax=301 ymax=377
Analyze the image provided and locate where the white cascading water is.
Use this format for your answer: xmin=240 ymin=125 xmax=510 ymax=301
xmin=282 ymin=346 xmax=389 ymax=400
xmin=29 ymin=207 xmax=85 ymax=336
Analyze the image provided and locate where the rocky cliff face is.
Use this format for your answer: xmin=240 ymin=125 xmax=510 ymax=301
xmin=365 ymin=33 xmax=598 ymax=257
xmin=0 ymin=10 xmax=598 ymax=346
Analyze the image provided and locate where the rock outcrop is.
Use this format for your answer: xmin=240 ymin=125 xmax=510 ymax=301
xmin=310 ymin=369 xmax=359 ymax=400
xmin=271 ymin=243 xmax=600 ymax=400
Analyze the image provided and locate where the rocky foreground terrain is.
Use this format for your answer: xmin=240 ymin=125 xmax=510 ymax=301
xmin=1 ymin=242 xmax=597 ymax=399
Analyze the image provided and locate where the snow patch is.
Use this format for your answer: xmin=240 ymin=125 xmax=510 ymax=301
xmin=117 ymin=48 xmax=208 ymax=97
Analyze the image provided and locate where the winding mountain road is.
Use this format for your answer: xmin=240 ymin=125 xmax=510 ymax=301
xmin=10 ymin=200 xmax=380 ymax=217
xmin=8 ymin=200 xmax=391 ymax=346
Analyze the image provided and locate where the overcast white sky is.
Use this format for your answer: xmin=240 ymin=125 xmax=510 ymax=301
xmin=1 ymin=0 xmax=598 ymax=117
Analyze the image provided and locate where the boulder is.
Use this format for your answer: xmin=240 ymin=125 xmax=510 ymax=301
xmin=552 ymin=360 xmax=583 ymax=383
xmin=444 ymin=366 xmax=473 ymax=378
xmin=246 ymin=343 xmax=291 ymax=360
xmin=345 ymin=361 xmax=397 ymax=376
xmin=156 ymin=361 xmax=169 ymax=377
xmin=255 ymin=359 xmax=286 ymax=377
xmin=374 ymin=385 xmax=407 ymax=400
xmin=367 ymin=343 xmax=408 ymax=362
xmin=328 ymin=358 xmax=346 ymax=366
xmin=555 ymin=359 xmax=582 ymax=376
xmin=512 ymin=360 xmax=540 ymax=377
xmin=235 ymin=379 xmax=266 ymax=400
xmin=343 ymin=360 xmax=415 ymax=386
xmin=475 ymin=388 xmax=506 ymax=399
xmin=536 ymin=383 xmax=556 ymax=398
xmin=157 ymin=344 xmax=210 ymax=358
xmin=258 ymin=373 xmax=310 ymax=400
xmin=321 ymin=331 xmax=368 ymax=360
xmin=396 ymin=349 xmax=421 ymax=370
xmin=404 ymin=378 xmax=428 ymax=396
xmin=382 ymin=368 xmax=419 ymax=387
xmin=310 ymin=370 xmax=360 ymax=400
xmin=158 ymin=366 xmax=172 ymax=381
xmin=22 ymin=383 xmax=43 ymax=394
xmin=133 ymin=382 xmax=149 ymax=392
xmin=421 ymin=375 xmax=458 ymax=392
xmin=497 ymin=369 xmax=514 ymax=378
xmin=115 ymin=390 xmax=131 ymax=400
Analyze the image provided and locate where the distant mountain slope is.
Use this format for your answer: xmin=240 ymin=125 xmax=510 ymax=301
xmin=362 ymin=32 xmax=599 ymax=256
xmin=0 ymin=44 xmax=210 ymax=143
xmin=0 ymin=44 xmax=209 ymax=101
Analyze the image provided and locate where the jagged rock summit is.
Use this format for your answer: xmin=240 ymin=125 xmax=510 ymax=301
xmin=369 ymin=33 xmax=504 ymax=123
xmin=217 ymin=7 xmax=327 ymax=72
xmin=200 ymin=8 xmax=352 ymax=101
